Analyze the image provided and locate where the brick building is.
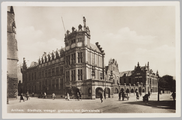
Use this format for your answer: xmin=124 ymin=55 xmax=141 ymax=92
xmin=119 ymin=62 xmax=159 ymax=94
xmin=21 ymin=17 xmax=112 ymax=99
xmin=7 ymin=6 xmax=18 ymax=98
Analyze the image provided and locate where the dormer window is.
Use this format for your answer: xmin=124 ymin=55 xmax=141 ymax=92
xmin=78 ymin=38 xmax=82 ymax=42
xmin=71 ymin=39 xmax=76 ymax=44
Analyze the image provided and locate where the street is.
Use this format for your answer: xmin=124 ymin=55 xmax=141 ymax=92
xmin=7 ymin=93 xmax=175 ymax=113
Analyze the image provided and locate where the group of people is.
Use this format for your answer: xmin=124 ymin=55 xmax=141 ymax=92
xmin=19 ymin=92 xmax=30 ymax=102
xmin=65 ymin=91 xmax=81 ymax=101
xmin=118 ymin=90 xmax=129 ymax=101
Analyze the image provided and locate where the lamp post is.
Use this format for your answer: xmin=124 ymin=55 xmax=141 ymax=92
xmin=158 ymin=78 xmax=160 ymax=101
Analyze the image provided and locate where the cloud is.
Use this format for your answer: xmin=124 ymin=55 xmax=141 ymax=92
xmin=106 ymin=27 xmax=156 ymax=45
xmin=16 ymin=26 xmax=43 ymax=44
xmin=17 ymin=26 xmax=64 ymax=67
xmin=117 ymin=45 xmax=175 ymax=76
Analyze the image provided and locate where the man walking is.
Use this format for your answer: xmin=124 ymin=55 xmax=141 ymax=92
xmin=19 ymin=93 xmax=24 ymax=102
xmin=118 ymin=91 xmax=121 ymax=101
xmin=99 ymin=91 xmax=103 ymax=103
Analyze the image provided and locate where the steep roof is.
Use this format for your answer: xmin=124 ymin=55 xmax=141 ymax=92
xmin=90 ymin=43 xmax=101 ymax=53
xmin=120 ymin=70 xmax=133 ymax=77
xmin=29 ymin=61 xmax=38 ymax=68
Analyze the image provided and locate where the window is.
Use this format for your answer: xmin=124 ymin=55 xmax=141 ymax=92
xmin=78 ymin=38 xmax=82 ymax=42
xmin=71 ymin=70 xmax=76 ymax=81
xmin=42 ymin=71 xmax=44 ymax=78
xmin=35 ymin=72 xmax=36 ymax=80
xmin=100 ymin=73 xmax=103 ymax=79
xmin=71 ymin=39 xmax=76 ymax=44
xmin=78 ymin=69 xmax=83 ymax=80
xmin=124 ymin=78 xmax=126 ymax=83
xmin=66 ymin=71 xmax=70 ymax=82
xmin=56 ymin=67 xmax=59 ymax=75
xmin=129 ymin=78 xmax=131 ymax=83
xmin=66 ymin=56 xmax=70 ymax=65
xmin=48 ymin=69 xmax=51 ymax=77
xmin=60 ymin=79 xmax=63 ymax=89
xmin=52 ymin=68 xmax=55 ymax=76
xmin=56 ymin=79 xmax=59 ymax=89
xmin=29 ymin=73 xmax=31 ymax=80
xmin=60 ymin=66 xmax=63 ymax=75
xmin=78 ymin=52 xmax=83 ymax=63
xmin=71 ymin=53 xmax=76 ymax=64
xmin=45 ymin=70 xmax=47 ymax=77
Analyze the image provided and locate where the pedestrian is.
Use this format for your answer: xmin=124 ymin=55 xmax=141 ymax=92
xmin=104 ymin=90 xmax=106 ymax=99
xmin=52 ymin=93 xmax=56 ymax=100
xmin=79 ymin=92 xmax=82 ymax=100
xmin=122 ymin=91 xmax=125 ymax=101
xmin=26 ymin=92 xmax=29 ymax=100
xmin=143 ymin=94 xmax=149 ymax=104
xmin=19 ymin=93 xmax=24 ymax=102
xmin=77 ymin=92 xmax=80 ymax=101
xmin=135 ymin=89 xmax=139 ymax=100
xmin=99 ymin=91 xmax=103 ymax=103
xmin=44 ymin=92 xmax=47 ymax=99
xmin=148 ymin=91 xmax=151 ymax=98
xmin=171 ymin=91 xmax=176 ymax=101
xmin=118 ymin=91 xmax=121 ymax=101
xmin=32 ymin=92 xmax=34 ymax=97
xmin=67 ymin=93 xmax=70 ymax=101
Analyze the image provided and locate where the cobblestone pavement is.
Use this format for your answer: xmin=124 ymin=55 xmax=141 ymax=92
xmin=7 ymin=93 xmax=175 ymax=113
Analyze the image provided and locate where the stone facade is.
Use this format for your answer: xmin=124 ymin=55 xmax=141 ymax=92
xmin=7 ymin=6 xmax=18 ymax=98
xmin=20 ymin=17 xmax=159 ymax=99
xmin=21 ymin=17 xmax=109 ymax=99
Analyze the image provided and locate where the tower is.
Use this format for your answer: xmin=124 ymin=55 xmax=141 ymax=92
xmin=7 ymin=6 xmax=18 ymax=98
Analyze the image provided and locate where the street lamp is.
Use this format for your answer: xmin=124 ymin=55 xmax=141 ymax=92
xmin=158 ymin=78 xmax=160 ymax=101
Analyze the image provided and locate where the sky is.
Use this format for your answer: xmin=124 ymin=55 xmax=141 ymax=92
xmin=13 ymin=6 xmax=176 ymax=78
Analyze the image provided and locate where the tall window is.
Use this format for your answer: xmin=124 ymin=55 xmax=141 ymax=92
xmin=60 ymin=78 xmax=63 ymax=89
xmin=66 ymin=71 xmax=70 ymax=82
xmin=48 ymin=69 xmax=51 ymax=77
xmin=100 ymin=73 xmax=103 ymax=79
xmin=56 ymin=67 xmax=59 ymax=75
xmin=29 ymin=73 xmax=31 ymax=80
xmin=66 ymin=55 xmax=70 ymax=65
xmin=56 ymin=79 xmax=59 ymax=89
xmin=78 ymin=69 xmax=83 ymax=80
xmin=120 ymin=78 xmax=122 ymax=85
xmin=35 ymin=72 xmax=36 ymax=80
xmin=42 ymin=70 xmax=44 ymax=78
xmin=60 ymin=66 xmax=63 ymax=75
xmin=71 ymin=53 xmax=76 ymax=64
xmin=129 ymin=78 xmax=131 ymax=83
xmin=78 ymin=52 xmax=83 ymax=63
xmin=78 ymin=38 xmax=82 ymax=42
xmin=71 ymin=70 xmax=76 ymax=81
xmin=52 ymin=68 xmax=55 ymax=76
xmin=71 ymin=39 xmax=76 ymax=44
xmin=32 ymin=73 xmax=33 ymax=80
xmin=45 ymin=70 xmax=47 ymax=77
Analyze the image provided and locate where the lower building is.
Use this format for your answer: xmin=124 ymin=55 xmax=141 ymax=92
xmin=118 ymin=62 xmax=159 ymax=95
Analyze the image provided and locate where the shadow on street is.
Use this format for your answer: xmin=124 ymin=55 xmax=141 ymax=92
xmin=123 ymin=100 xmax=176 ymax=110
